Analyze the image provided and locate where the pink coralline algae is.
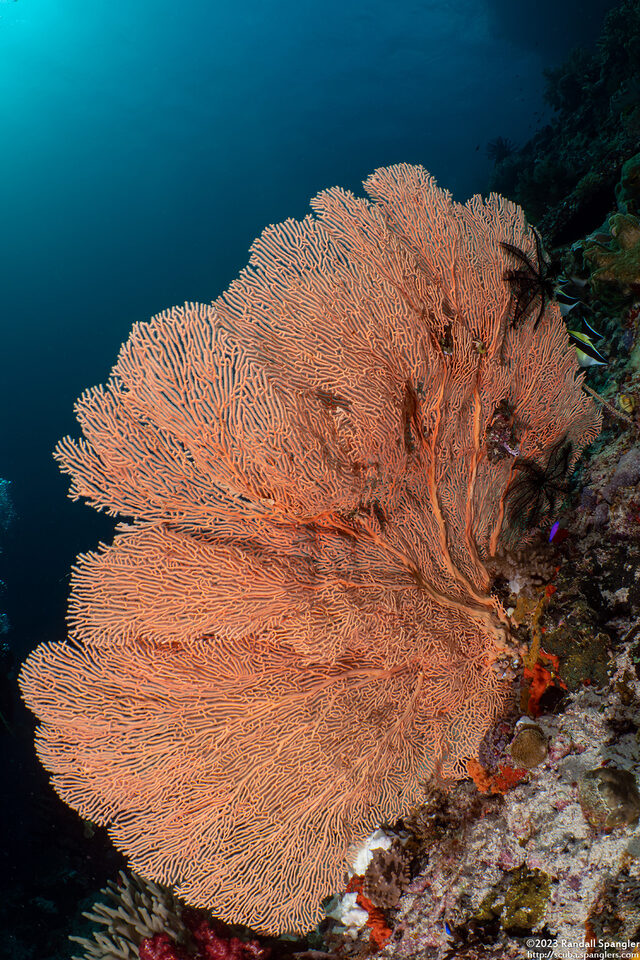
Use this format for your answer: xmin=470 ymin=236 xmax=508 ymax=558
xmin=578 ymin=441 xmax=640 ymax=538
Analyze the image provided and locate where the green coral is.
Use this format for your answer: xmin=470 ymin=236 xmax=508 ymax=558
xmin=502 ymin=867 xmax=551 ymax=931
xmin=578 ymin=768 xmax=640 ymax=831
xmin=574 ymin=170 xmax=607 ymax=205
xmin=616 ymin=151 xmax=640 ymax=215
xmin=583 ymin=213 xmax=640 ymax=294
xmin=477 ymin=867 xmax=551 ymax=932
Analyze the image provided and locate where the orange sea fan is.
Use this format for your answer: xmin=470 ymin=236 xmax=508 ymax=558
xmin=21 ymin=631 xmax=502 ymax=933
xmin=20 ymin=164 xmax=601 ymax=933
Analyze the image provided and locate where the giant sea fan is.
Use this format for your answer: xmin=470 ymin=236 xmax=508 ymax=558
xmin=19 ymin=164 xmax=601 ymax=933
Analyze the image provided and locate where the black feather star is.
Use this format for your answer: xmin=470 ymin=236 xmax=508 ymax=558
xmin=486 ymin=136 xmax=515 ymax=165
xmin=500 ymin=229 xmax=561 ymax=331
xmin=505 ymin=437 xmax=573 ymax=532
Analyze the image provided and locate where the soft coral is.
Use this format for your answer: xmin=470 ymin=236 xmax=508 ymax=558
xmin=139 ymin=910 xmax=270 ymax=960
xmin=140 ymin=933 xmax=189 ymax=960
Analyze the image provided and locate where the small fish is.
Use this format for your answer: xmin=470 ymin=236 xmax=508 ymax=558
xmin=557 ymin=273 xmax=589 ymax=295
xmin=555 ymin=275 xmax=596 ymax=321
xmin=557 ymin=293 xmax=581 ymax=317
xmin=549 ymin=521 xmax=569 ymax=544
xmin=568 ymin=329 xmax=607 ymax=367
xmin=579 ymin=314 xmax=602 ymax=340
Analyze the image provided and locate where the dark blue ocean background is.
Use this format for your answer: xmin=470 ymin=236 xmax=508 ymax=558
xmin=0 ymin=0 xmax=619 ymax=955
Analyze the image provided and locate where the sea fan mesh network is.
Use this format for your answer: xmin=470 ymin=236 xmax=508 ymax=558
xmin=20 ymin=164 xmax=600 ymax=931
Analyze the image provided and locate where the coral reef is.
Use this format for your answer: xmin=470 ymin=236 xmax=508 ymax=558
xmin=324 ymin=642 xmax=640 ymax=959
xmin=583 ymin=213 xmax=640 ymax=295
xmin=490 ymin=0 xmax=640 ymax=245
xmin=616 ymin=152 xmax=640 ymax=217
xmin=577 ymin=767 xmax=640 ymax=831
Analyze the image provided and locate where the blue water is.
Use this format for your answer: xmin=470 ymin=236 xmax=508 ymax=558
xmin=0 ymin=0 xmax=619 ymax=955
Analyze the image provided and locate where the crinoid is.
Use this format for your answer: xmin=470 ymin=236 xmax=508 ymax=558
xmin=504 ymin=437 xmax=573 ymax=532
xmin=500 ymin=229 xmax=561 ymax=330
xmin=486 ymin=136 xmax=515 ymax=165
